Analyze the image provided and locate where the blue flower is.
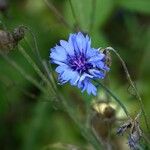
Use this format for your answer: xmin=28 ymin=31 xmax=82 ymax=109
xmin=50 ymin=32 xmax=109 ymax=96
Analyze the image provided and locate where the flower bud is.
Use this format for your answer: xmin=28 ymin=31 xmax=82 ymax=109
xmin=12 ymin=26 xmax=26 ymax=41
xmin=91 ymin=101 xmax=116 ymax=142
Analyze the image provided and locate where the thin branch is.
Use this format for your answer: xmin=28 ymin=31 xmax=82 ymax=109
xmin=42 ymin=60 xmax=57 ymax=91
xmin=68 ymin=0 xmax=80 ymax=30
xmin=57 ymin=94 xmax=102 ymax=150
xmin=104 ymin=74 xmax=111 ymax=103
xmin=44 ymin=0 xmax=73 ymax=30
xmin=106 ymin=47 xmax=150 ymax=132
xmin=25 ymin=26 xmax=43 ymax=63
xmin=89 ymin=0 xmax=96 ymax=33
xmin=95 ymin=81 xmax=130 ymax=118
xmin=23 ymin=26 xmax=58 ymax=93
xmin=18 ymin=45 xmax=56 ymax=96
xmin=143 ymin=133 xmax=150 ymax=146
xmin=18 ymin=45 xmax=48 ymax=83
xmin=0 ymin=52 xmax=45 ymax=93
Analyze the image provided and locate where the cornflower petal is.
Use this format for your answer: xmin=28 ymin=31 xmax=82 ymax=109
xmin=89 ymin=69 xmax=105 ymax=79
xmin=69 ymin=34 xmax=80 ymax=54
xmin=81 ymin=79 xmax=97 ymax=96
xmin=60 ymin=40 xmax=74 ymax=55
xmin=50 ymin=46 xmax=67 ymax=62
xmin=77 ymin=73 xmax=94 ymax=90
xmin=88 ymin=53 xmax=105 ymax=62
xmin=55 ymin=64 xmax=68 ymax=74
xmin=60 ymin=68 xmax=75 ymax=82
xmin=76 ymin=32 xmax=86 ymax=52
xmin=95 ymin=61 xmax=105 ymax=69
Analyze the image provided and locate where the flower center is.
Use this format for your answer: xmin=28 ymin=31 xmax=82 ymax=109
xmin=68 ymin=53 xmax=92 ymax=73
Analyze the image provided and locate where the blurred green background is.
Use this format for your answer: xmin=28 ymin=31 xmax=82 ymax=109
xmin=0 ymin=0 xmax=150 ymax=150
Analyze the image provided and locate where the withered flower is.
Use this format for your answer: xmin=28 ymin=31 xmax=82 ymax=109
xmin=117 ymin=113 xmax=142 ymax=150
xmin=117 ymin=120 xmax=132 ymax=135
xmin=0 ymin=25 xmax=26 ymax=53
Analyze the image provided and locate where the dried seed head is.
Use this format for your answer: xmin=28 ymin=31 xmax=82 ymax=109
xmin=12 ymin=26 xmax=26 ymax=41
xmin=0 ymin=30 xmax=15 ymax=53
xmin=128 ymin=113 xmax=142 ymax=150
xmin=117 ymin=120 xmax=132 ymax=135
xmin=128 ymin=131 xmax=141 ymax=150
xmin=117 ymin=112 xmax=142 ymax=150
xmin=0 ymin=26 xmax=26 ymax=53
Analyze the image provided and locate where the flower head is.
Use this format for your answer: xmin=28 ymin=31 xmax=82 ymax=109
xmin=50 ymin=32 xmax=109 ymax=95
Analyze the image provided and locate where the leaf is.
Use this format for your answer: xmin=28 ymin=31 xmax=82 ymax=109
xmin=64 ymin=0 xmax=92 ymax=32
xmin=64 ymin=0 xmax=114 ymax=32
xmin=22 ymin=92 xmax=53 ymax=150
xmin=93 ymin=0 xmax=115 ymax=30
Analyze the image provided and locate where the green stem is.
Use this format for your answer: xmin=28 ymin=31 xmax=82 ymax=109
xmin=58 ymin=94 xmax=102 ymax=150
xmin=18 ymin=45 xmax=47 ymax=82
xmin=23 ymin=29 xmax=58 ymax=94
xmin=42 ymin=60 xmax=57 ymax=92
xmin=26 ymin=27 xmax=42 ymax=63
xmin=89 ymin=0 xmax=96 ymax=33
xmin=106 ymin=47 xmax=149 ymax=132
xmin=95 ymin=81 xmax=130 ymax=118
xmin=0 ymin=52 xmax=45 ymax=93
xmin=68 ymin=0 xmax=80 ymax=30
xmin=104 ymin=74 xmax=111 ymax=103
xmin=18 ymin=45 xmax=56 ymax=96
xmin=44 ymin=0 xmax=73 ymax=30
